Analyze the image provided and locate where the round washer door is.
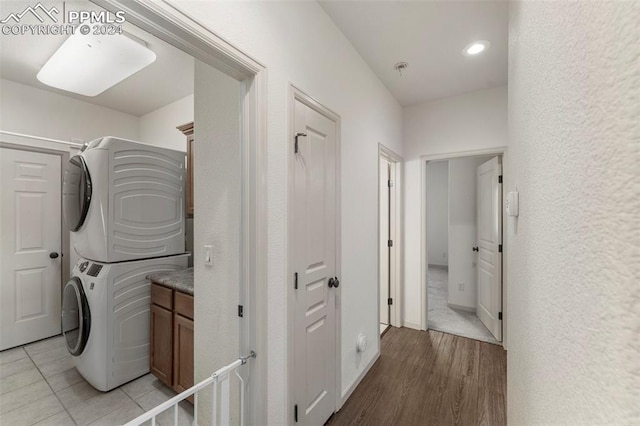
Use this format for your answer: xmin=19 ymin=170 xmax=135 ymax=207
xmin=63 ymin=155 xmax=92 ymax=232
xmin=62 ymin=277 xmax=91 ymax=356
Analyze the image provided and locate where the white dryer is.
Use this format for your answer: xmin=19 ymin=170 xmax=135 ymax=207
xmin=61 ymin=254 xmax=189 ymax=391
xmin=63 ymin=136 xmax=186 ymax=263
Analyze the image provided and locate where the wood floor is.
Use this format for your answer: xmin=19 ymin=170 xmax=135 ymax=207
xmin=328 ymin=327 xmax=506 ymax=426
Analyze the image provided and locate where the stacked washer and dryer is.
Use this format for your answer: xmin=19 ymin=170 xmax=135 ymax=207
xmin=61 ymin=137 xmax=189 ymax=391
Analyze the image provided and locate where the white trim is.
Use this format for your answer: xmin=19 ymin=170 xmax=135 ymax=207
xmin=93 ymin=1 xmax=269 ymax=423
xmin=287 ymin=84 xmax=342 ymax=424
xmin=420 ymin=147 xmax=507 ymax=347
xmin=402 ymin=322 xmax=422 ymax=331
xmin=377 ymin=144 xmax=404 ymax=331
xmin=339 ymin=350 xmax=380 ymax=406
xmin=0 ymin=131 xmax=82 ymax=149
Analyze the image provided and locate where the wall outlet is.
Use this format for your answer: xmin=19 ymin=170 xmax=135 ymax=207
xmin=458 ymin=282 xmax=464 ymax=291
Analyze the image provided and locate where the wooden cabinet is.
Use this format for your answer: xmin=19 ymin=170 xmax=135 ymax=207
xmin=177 ymin=122 xmax=194 ymax=217
xmin=150 ymin=283 xmax=194 ymax=398
xmin=150 ymin=304 xmax=173 ymax=386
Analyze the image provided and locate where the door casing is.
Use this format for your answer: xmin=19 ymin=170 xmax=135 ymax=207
xmin=287 ymin=84 xmax=342 ymax=424
xmin=420 ymin=148 xmax=508 ymax=349
xmin=378 ymin=144 xmax=403 ymax=330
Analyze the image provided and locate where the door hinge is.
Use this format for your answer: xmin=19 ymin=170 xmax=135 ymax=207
xmin=388 ymin=179 xmax=393 ymax=188
xmin=498 ymin=244 xmax=503 ymax=253
xmin=294 ymin=272 xmax=298 ymax=290
xmin=388 ymin=298 xmax=393 ymax=305
xmin=498 ymin=312 xmax=503 ymax=320
xmin=294 ymin=404 xmax=298 ymax=423
xmin=498 ymin=175 xmax=503 ymax=184
xmin=387 ymin=239 xmax=393 ymax=248
xmin=294 ymin=132 xmax=307 ymax=154
xmin=238 ymin=305 xmax=243 ymax=318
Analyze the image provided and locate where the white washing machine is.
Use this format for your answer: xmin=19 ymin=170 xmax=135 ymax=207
xmin=63 ymin=136 xmax=186 ymax=263
xmin=61 ymin=254 xmax=189 ymax=391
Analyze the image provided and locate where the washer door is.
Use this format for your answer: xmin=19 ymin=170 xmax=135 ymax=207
xmin=62 ymin=277 xmax=91 ymax=356
xmin=63 ymin=155 xmax=92 ymax=232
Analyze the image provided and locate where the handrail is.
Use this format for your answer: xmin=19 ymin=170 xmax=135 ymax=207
xmin=123 ymin=351 xmax=256 ymax=426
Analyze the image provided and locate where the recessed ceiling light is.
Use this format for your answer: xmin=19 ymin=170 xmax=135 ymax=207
xmin=37 ymin=32 xmax=156 ymax=97
xmin=462 ymin=40 xmax=491 ymax=57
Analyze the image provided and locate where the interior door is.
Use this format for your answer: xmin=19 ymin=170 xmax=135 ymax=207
xmin=379 ymin=158 xmax=390 ymax=326
xmin=1 ymin=148 xmax=62 ymax=350
xmin=293 ymin=98 xmax=338 ymax=426
xmin=476 ymin=156 xmax=502 ymax=341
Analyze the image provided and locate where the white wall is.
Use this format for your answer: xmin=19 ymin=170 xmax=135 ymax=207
xmin=447 ymin=156 xmax=492 ymax=310
xmin=508 ymin=2 xmax=639 ymax=423
xmin=139 ymin=94 xmax=194 ymax=152
xmin=168 ymin=1 xmax=403 ymax=423
xmin=403 ymin=86 xmax=507 ymax=328
xmin=193 ymin=60 xmax=241 ymax=425
xmin=426 ymin=161 xmax=448 ymax=267
xmin=0 ymin=79 xmax=140 ymax=143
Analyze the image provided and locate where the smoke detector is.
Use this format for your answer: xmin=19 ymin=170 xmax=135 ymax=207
xmin=394 ymin=62 xmax=408 ymax=77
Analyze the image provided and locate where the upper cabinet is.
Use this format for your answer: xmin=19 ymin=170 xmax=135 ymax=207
xmin=177 ymin=122 xmax=194 ymax=217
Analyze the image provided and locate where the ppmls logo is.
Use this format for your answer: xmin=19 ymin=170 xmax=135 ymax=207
xmin=0 ymin=2 xmax=59 ymax=24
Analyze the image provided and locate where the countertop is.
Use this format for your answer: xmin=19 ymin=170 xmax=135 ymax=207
xmin=148 ymin=267 xmax=194 ymax=296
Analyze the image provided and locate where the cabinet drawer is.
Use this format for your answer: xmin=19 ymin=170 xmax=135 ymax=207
xmin=151 ymin=283 xmax=173 ymax=310
xmin=174 ymin=291 xmax=194 ymax=320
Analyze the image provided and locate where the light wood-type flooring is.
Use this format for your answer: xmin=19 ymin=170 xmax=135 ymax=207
xmin=327 ymin=327 xmax=506 ymax=426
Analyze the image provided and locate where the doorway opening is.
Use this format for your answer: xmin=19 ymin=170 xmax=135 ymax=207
xmin=425 ymin=155 xmax=503 ymax=344
xmin=378 ymin=145 xmax=402 ymax=336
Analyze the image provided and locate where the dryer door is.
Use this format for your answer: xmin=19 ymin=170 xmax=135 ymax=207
xmin=63 ymin=155 xmax=92 ymax=232
xmin=62 ymin=277 xmax=91 ymax=356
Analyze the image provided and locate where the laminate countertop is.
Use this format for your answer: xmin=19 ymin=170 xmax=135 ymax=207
xmin=148 ymin=267 xmax=194 ymax=296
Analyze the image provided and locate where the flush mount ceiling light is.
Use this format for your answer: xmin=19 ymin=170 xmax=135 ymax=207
xmin=37 ymin=31 xmax=156 ymax=97
xmin=462 ymin=40 xmax=491 ymax=57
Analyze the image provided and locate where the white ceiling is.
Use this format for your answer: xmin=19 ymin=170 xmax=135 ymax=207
xmin=0 ymin=0 xmax=193 ymax=116
xmin=319 ymin=1 xmax=508 ymax=106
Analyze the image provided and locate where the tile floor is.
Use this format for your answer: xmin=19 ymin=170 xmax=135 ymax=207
xmin=427 ymin=266 xmax=500 ymax=345
xmin=0 ymin=335 xmax=193 ymax=426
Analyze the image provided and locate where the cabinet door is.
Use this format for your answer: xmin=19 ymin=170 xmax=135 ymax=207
xmin=173 ymin=314 xmax=194 ymax=398
xmin=150 ymin=304 xmax=173 ymax=387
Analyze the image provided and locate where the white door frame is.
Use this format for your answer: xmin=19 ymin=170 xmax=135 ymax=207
xmin=378 ymin=144 xmax=403 ymax=329
xmin=287 ymin=84 xmax=342 ymax=423
xmin=420 ymin=147 xmax=508 ymax=348
xmin=0 ymin=131 xmax=82 ymax=286
xmin=94 ymin=1 xmax=268 ymax=422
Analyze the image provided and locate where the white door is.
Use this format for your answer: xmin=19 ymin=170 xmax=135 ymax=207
xmin=1 ymin=148 xmax=62 ymax=350
xmin=293 ymin=99 xmax=338 ymax=426
xmin=476 ymin=157 xmax=502 ymax=341
xmin=379 ymin=158 xmax=390 ymax=326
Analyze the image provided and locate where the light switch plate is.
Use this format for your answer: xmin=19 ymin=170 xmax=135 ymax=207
xmin=204 ymin=245 xmax=213 ymax=267
xmin=506 ymin=191 xmax=519 ymax=217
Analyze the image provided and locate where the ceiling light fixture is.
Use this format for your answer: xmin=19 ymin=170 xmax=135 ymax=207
xmin=462 ymin=40 xmax=491 ymax=57
xmin=37 ymin=31 xmax=156 ymax=97
xmin=394 ymin=62 xmax=409 ymax=77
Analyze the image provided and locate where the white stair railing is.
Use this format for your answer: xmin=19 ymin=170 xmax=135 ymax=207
xmin=124 ymin=351 xmax=256 ymax=426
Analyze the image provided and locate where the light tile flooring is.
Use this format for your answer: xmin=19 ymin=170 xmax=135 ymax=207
xmin=428 ymin=266 xmax=500 ymax=345
xmin=0 ymin=335 xmax=194 ymax=426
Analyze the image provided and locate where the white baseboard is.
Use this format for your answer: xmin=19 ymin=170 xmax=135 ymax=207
xmin=447 ymin=302 xmax=476 ymax=313
xmin=402 ymin=321 xmax=422 ymax=330
xmin=339 ymin=350 xmax=380 ymax=408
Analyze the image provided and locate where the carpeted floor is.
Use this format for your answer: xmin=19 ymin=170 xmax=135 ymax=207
xmin=427 ymin=266 xmax=500 ymax=345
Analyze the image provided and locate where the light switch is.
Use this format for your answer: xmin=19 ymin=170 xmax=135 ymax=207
xmin=204 ymin=245 xmax=213 ymax=267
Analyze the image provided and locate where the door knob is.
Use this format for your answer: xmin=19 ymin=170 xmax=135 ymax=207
xmin=328 ymin=277 xmax=340 ymax=288
xmin=49 ymin=252 xmax=59 ymax=259
xmin=472 ymin=247 xmax=479 ymax=252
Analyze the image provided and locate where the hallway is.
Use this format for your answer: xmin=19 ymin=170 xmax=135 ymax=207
xmin=328 ymin=327 xmax=506 ymax=426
